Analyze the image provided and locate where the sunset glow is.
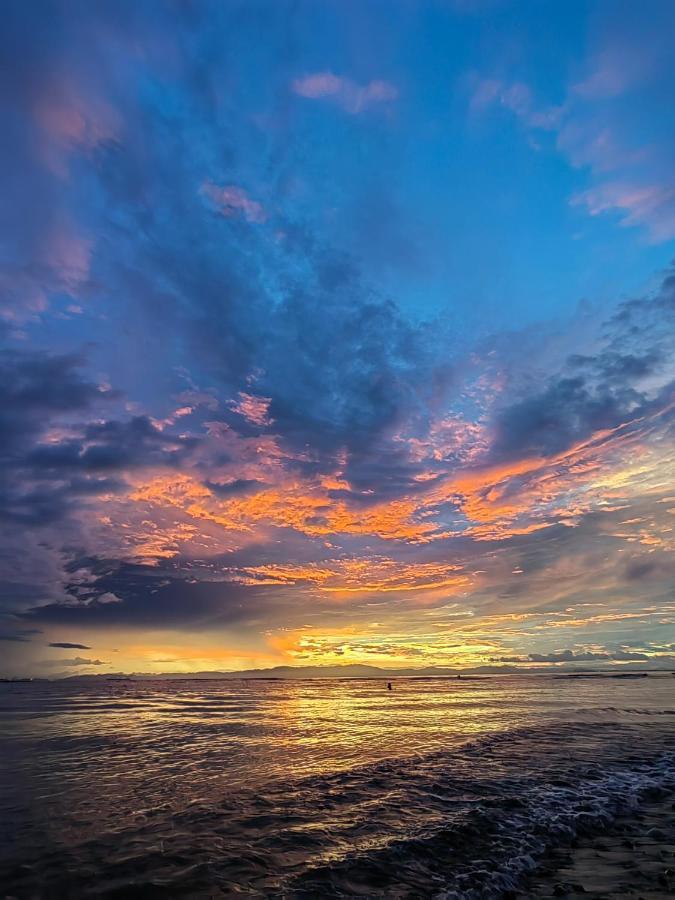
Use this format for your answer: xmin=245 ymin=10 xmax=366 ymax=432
xmin=1 ymin=0 xmax=674 ymax=679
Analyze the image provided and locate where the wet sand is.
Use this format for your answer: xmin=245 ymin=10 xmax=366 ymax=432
xmin=521 ymin=794 xmax=675 ymax=898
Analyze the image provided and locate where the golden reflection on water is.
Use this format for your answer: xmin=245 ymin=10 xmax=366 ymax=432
xmin=270 ymin=679 xmax=516 ymax=776
xmin=11 ymin=678 xmax=543 ymax=751
xmin=4 ymin=677 xmax=532 ymax=849
xmin=6 ymin=674 xmax=673 ymax=788
xmin=2 ymin=676 xmax=674 ymax=856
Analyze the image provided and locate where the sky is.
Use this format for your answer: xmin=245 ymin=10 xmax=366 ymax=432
xmin=1 ymin=0 xmax=674 ymax=678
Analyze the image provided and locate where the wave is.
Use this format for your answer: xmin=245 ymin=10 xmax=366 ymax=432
xmin=285 ymin=746 xmax=675 ymax=897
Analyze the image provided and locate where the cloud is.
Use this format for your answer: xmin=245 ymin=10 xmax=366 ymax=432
xmin=571 ymin=78 xmax=675 ymax=241
xmin=201 ymin=183 xmax=267 ymax=223
xmin=39 ymin=656 xmax=107 ymax=667
xmin=487 ymin=269 xmax=675 ymax=465
xmin=0 ymin=629 xmax=40 ymax=642
xmin=468 ymin=76 xmax=561 ymax=130
xmin=571 ymin=182 xmax=675 ymax=243
xmin=491 ymin=647 xmax=650 ymax=664
xmin=0 ymin=348 xmax=202 ymax=530
xmin=28 ymin=416 xmax=197 ymax=474
xmin=0 ymin=350 xmax=102 ymax=446
xmin=527 ymin=649 xmax=609 ymax=663
xmin=235 ymin=557 xmax=467 ymax=595
xmin=610 ymin=649 xmax=649 ymax=661
xmin=0 ymin=1 xmax=672 ymax=672
xmin=6 ymin=268 xmax=671 ymax=645
xmin=48 ymin=642 xmax=91 ymax=649
xmin=22 ymin=558 xmax=274 ymax=630
xmin=204 ymin=478 xmax=266 ymax=498
xmin=33 ymin=76 xmax=120 ymax=161
xmin=228 ymin=392 xmax=273 ymax=426
xmin=292 ymin=72 xmax=397 ymax=114
xmin=467 ymin=3 xmax=675 ymax=241
xmin=0 ymin=349 xmax=116 ymax=524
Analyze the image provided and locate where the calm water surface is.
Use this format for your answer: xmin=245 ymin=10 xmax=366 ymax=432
xmin=1 ymin=675 xmax=674 ymax=897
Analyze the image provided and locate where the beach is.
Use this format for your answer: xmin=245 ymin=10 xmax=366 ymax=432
xmin=522 ymin=794 xmax=675 ymax=898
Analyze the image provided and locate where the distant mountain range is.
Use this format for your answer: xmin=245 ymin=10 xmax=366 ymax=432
xmin=53 ymin=661 xmax=675 ymax=681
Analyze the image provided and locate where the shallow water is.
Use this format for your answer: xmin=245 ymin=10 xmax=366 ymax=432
xmin=1 ymin=675 xmax=674 ymax=897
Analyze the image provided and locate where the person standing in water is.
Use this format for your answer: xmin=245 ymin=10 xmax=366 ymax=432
xmin=387 ymin=681 xmax=392 ymax=691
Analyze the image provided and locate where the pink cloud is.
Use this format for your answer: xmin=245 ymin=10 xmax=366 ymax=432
xmin=43 ymin=227 xmax=92 ymax=292
xmin=468 ymin=64 xmax=674 ymax=243
xmin=468 ymin=77 xmax=501 ymax=112
xmin=202 ymin=183 xmax=267 ymax=223
xmin=0 ymin=224 xmax=91 ymax=323
xmin=571 ymin=182 xmax=675 ymax=242
xmin=293 ymin=72 xmax=344 ymax=99
xmin=0 ymin=271 xmax=47 ymax=323
xmin=33 ymin=78 xmax=120 ymax=176
xmin=556 ymin=122 xmax=639 ymax=174
xmin=228 ymin=392 xmax=273 ymax=426
xmin=292 ymin=72 xmax=398 ymax=114
xmin=468 ymin=76 xmax=561 ymax=131
xmin=573 ymin=45 xmax=654 ymax=101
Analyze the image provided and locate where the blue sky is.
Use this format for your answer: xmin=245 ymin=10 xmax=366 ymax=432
xmin=1 ymin=0 xmax=674 ymax=675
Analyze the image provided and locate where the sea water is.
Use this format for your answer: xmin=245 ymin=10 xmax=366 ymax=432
xmin=1 ymin=675 xmax=673 ymax=897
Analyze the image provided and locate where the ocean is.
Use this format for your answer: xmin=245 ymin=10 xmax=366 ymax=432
xmin=1 ymin=675 xmax=673 ymax=897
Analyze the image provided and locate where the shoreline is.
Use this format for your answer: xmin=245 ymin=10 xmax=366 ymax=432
xmin=520 ymin=793 xmax=675 ymax=898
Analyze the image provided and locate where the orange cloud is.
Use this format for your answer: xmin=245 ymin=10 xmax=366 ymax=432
xmin=235 ymin=557 xmax=469 ymax=595
xmin=103 ymin=391 xmax=673 ymax=567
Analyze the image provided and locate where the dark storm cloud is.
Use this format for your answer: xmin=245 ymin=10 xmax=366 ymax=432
xmin=0 ymin=350 xmax=102 ymax=448
xmin=28 ymin=416 xmax=196 ymax=473
xmin=111 ymin=195 xmax=441 ymax=463
xmin=330 ymin=443 xmax=444 ymax=506
xmin=0 ymin=349 xmax=113 ymax=524
xmin=490 ymin=648 xmax=649 ymax=663
xmin=204 ymin=478 xmax=266 ymax=497
xmin=491 ymin=374 xmax=641 ymax=460
xmin=0 ymin=477 xmax=125 ymax=527
xmin=0 ymin=348 xmax=200 ymax=527
xmin=257 ymin=288 xmax=441 ymax=457
xmin=48 ymin=642 xmax=91 ymax=649
xmin=488 ymin=269 xmax=675 ymax=463
xmin=21 ymin=557 xmax=283 ymax=630
xmin=568 ymin=349 xmax=662 ymax=382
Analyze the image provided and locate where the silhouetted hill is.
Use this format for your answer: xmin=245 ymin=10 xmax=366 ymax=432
xmin=54 ymin=661 xmax=675 ymax=681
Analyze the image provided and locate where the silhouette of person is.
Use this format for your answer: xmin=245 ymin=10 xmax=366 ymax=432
xmin=387 ymin=681 xmax=392 ymax=691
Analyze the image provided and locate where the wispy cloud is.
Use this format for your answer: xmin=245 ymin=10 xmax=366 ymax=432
xmin=39 ymin=656 xmax=107 ymax=667
xmin=467 ymin=5 xmax=675 ymax=242
xmin=572 ymin=182 xmax=675 ymax=243
xmin=201 ymin=183 xmax=267 ymax=223
xmin=468 ymin=76 xmax=562 ymax=130
xmin=292 ymin=72 xmax=398 ymax=114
